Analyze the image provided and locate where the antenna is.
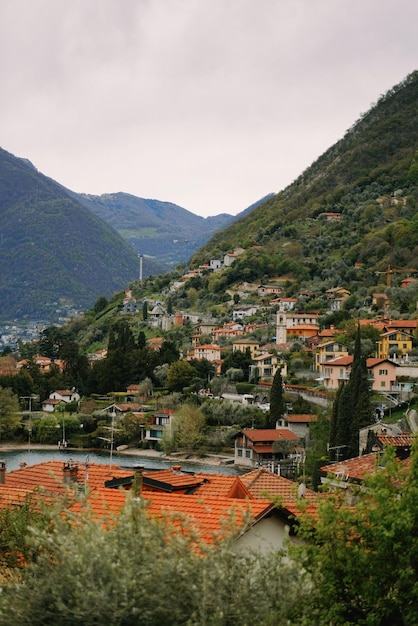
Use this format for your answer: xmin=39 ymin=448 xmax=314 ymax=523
xmin=138 ymin=254 xmax=143 ymax=282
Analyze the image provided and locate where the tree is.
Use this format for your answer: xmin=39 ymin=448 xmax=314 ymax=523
xmin=142 ymin=300 xmax=148 ymax=321
xmin=166 ymin=360 xmax=196 ymax=392
xmin=294 ymin=444 xmax=418 ymax=625
xmin=0 ymin=387 xmax=20 ymax=442
xmin=329 ymin=325 xmax=374 ymax=460
xmin=269 ymin=369 xmax=285 ymax=428
xmin=170 ymin=404 xmax=206 ymax=453
xmin=0 ymin=499 xmax=307 ymax=625
xmin=93 ymin=295 xmax=108 ymax=314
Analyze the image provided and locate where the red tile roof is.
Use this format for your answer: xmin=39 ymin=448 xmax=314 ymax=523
xmin=69 ymin=488 xmax=275 ymax=544
xmin=285 ymin=414 xmax=317 ymax=423
xmin=241 ymin=468 xmax=319 ymax=516
xmin=320 ymin=453 xmax=380 ymax=482
xmin=377 ymin=434 xmax=416 ymax=448
xmin=3 ymin=460 xmax=134 ymax=494
xmin=240 ymin=429 xmax=299 ymax=442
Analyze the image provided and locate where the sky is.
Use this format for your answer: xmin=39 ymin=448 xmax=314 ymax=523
xmin=0 ymin=1 xmax=417 ymax=218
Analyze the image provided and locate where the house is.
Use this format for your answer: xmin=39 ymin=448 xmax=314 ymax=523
xmin=209 ymin=259 xmax=222 ymax=271
xmin=49 ymin=389 xmax=80 ymax=403
xmin=232 ymin=338 xmax=260 ymax=358
xmin=358 ymin=421 xmax=402 ymax=456
xmin=320 ymin=450 xmax=412 ymax=500
xmin=233 ymin=428 xmax=299 ymax=468
xmin=372 ymin=292 xmax=389 ymax=308
xmin=286 ymin=324 xmax=319 ymax=341
xmin=314 ymin=340 xmax=349 ymax=372
xmin=401 ymin=276 xmax=418 ymax=288
xmin=224 ymin=252 xmax=237 ymax=267
xmin=376 ymin=329 xmax=414 ymax=359
xmin=275 ymin=297 xmax=297 ymax=312
xmin=41 ymin=398 xmax=64 ymax=413
xmin=326 ymin=287 xmax=351 ymax=311
xmin=0 ymin=461 xmax=317 ymax=553
xmin=276 ymin=414 xmax=318 ymax=439
xmin=319 ymin=212 xmax=341 ymax=221
xmin=186 ymin=344 xmax=221 ymax=367
xmin=317 ymin=356 xmax=398 ymax=393
xmin=240 ymin=467 xmax=319 ymax=517
xmin=279 ymin=311 xmax=320 ymax=328
xmin=250 ymin=353 xmax=287 ymax=380
xmin=145 ymin=409 xmax=173 ymax=446
xmin=232 ymin=305 xmax=259 ymax=321
xmin=257 ymin=284 xmax=282 ymax=297
xmin=213 ymin=323 xmax=245 ymax=341
xmin=70 ymin=487 xmax=289 ymax=553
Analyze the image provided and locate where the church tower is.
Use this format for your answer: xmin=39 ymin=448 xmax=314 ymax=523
xmin=276 ymin=312 xmax=287 ymax=345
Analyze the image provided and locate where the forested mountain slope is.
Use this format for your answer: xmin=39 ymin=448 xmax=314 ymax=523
xmin=74 ymin=192 xmax=273 ymax=269
xmin=192 ymin=71 xmax=418 ymax=311
xmin=0 ymin=148 xmax=140 ymax=321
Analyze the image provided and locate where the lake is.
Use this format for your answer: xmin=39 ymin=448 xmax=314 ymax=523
xmin=0 ymin=447 xmax=239 ymax=475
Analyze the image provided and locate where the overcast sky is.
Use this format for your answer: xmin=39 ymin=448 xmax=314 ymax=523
xmin=0 ymin=1 xmax=417 ymax=218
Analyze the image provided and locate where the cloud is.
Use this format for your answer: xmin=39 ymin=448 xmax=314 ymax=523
xmin=0 ymin=0 xmax=417 ymax=216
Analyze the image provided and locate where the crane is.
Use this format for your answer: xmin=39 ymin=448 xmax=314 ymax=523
xmin=375 ymin=265 xmax=417 ymax=288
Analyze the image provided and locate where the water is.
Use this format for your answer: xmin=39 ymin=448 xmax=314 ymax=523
xmin=0 ymin=447 xmax=239 ymax=475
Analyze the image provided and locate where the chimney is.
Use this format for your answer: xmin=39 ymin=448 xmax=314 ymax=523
xmin=172 ymin=465 xmax=182 ymax=473
xmin=133 ymin=465 xmax=144 ymax=499
xmin=63 ymin=459 xmax=79 ymax=485
xmin=0 ymin=461 xmax=6 ymax=484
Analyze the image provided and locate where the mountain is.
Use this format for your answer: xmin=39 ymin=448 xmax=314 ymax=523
xmin=0 ymin=147 xmax=141 ymax=322
xmin=191 ymin=71 xmax=418 ymax=312
xmin=72 ymin=192 xmax=272 ymax=268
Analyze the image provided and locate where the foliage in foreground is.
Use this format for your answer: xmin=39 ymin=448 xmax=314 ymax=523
xmin=2 ymin=444 xmax=418 ymax=625
xmin=0 ymin=499 xmax=306 ymax=626
xmin=292 ymin=443 xmax=418 ymax=625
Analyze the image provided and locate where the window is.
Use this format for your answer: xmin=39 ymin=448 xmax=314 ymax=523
xmin=379 ymin=369 xmax=388 ymax=376
xmin=245 ymin=450 xmax=251 ymax=458
xmin=381 ymin=381 xmax=386 ymax=387
xmin=237 ymin=449 xmax=243 ymax=457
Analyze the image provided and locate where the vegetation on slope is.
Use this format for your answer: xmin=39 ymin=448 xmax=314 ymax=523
xmin=192 ymin=71 xmax=418 ymax=308
xmin=0 ymin=148 xmax=140 ymax=321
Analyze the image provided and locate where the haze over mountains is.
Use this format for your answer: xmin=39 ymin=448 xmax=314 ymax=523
xmin=0 ymin=146 xmax=262 ymax=322
xmin=0 ymin=70 xmax=417 ymax=324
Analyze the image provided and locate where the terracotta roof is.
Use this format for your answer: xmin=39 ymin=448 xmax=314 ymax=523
xmin=285 ymin=414 xmax=317 ymax=423
xmin=193 ymin=474 xmax=253 ymax=499
xmin=0 ymin=485 xmax=35 ymax=509
xmin=240 ymin=429 xmax=299 ymax=442
xmin=3 ymin=460 xmax=134 ymax=494
xmin=320 ymin=453 xmax=380 ymax=482
xmin=142 ymin=468 xmax=203 ymax=493
xmin=376 ymin=434 xmax=416 ymax=448
xmin=325 ymin=356 xmax=353 ymax=366
xmin=69 ymin=488 xmax=274 ymax=544
xmin=241 ymin=468 xmax=319 ymax=516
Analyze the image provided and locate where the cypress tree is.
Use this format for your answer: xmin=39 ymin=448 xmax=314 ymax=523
xmin=269 ymin=369 xmax=285 ymax=428
xmin=329 ymin=325 xmax=373 ymax=460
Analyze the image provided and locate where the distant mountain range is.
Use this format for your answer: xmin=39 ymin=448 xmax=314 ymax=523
xmin=0 ymin=145 xmax=270 ymax=322
xmin=2 ymin=70 xmax=417 ymax=325
xmin=0 ymin=147 xmax=141 ymax=321
xmin=72 ymin=192 xmax=274 ymax=268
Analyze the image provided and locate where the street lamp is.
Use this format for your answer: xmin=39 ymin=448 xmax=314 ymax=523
xmin=57 ymin=404 xmax=67 ymax=449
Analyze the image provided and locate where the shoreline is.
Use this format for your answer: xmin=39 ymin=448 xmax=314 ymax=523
xmin=0 ymin=442 xmax=235 ymax=467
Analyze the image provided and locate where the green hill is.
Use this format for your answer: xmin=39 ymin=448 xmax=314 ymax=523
xmin=73 ymin=192 xmax=271 ymax=269
xmin=190 ymin=71 xmax=418 ymax=311
xmin=0 ymin=148 xmax=140 ymax=321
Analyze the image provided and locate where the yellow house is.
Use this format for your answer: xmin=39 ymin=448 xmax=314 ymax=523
xmin=232 ymin=338 xmax=260 ymax=358
xmin=376 ymin=330 xmax=413 ymax=359
xmin=314 ymin=340 xmax=349 ymax=372
xmin=250 ymin=353 xmax=287 ymax=380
